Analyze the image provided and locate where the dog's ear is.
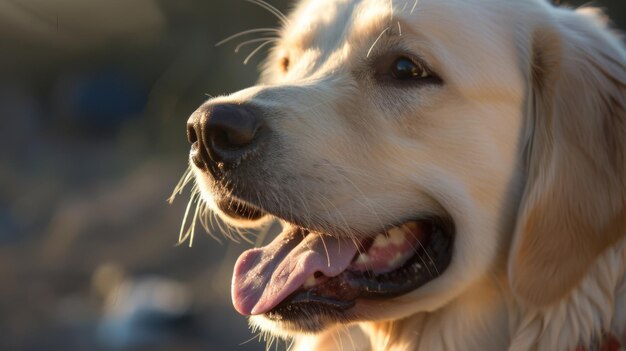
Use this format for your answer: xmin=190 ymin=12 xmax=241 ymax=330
xmin=509 ymin=9 xmax=626 ymax=307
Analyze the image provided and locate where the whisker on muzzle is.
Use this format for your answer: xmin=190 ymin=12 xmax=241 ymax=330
xmin=168 ymin=166 xmax=194 ymax=204
xmin=244 ymin=39 xmax=279 ymax=65
xmin=215 ymin=27 xmax=281 ymax=47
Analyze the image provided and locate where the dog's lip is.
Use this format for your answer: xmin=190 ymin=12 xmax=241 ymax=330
xmin=231 ymin=218 xmax=453 ymax=317
xmin=215 ymin=196 xmax=266 ymax=221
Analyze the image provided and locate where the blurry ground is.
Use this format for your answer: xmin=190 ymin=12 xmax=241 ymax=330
xmin=0 ymin=1 xmax=624 ymax=351
xmin=0 ymin=1 xmax=290 ymax=350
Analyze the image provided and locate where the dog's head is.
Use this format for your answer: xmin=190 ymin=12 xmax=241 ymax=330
xmin=184 ymin=0 xmax=626 ymax=337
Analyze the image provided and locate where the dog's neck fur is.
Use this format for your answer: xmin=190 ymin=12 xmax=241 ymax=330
xmin=293 ymin=237 xmax=626 ymax=351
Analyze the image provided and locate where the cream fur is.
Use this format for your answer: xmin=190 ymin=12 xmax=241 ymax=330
xmin=188 ymin=0 xmax=626 ymax=349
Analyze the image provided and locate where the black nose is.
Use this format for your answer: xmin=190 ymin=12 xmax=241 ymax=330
xmin=187 ymin=104 xmax=262 ymax=168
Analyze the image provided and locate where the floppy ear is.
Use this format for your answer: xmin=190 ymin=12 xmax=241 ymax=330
xmin=509 ymin=9 xmax=626 ymax=307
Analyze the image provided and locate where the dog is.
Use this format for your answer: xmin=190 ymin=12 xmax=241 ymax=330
xmin=181 ymin=0 xmax=626 ymax=349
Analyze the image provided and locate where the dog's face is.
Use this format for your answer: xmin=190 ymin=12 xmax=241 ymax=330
xmin=186 ymin=0 xmax=626 ymax=338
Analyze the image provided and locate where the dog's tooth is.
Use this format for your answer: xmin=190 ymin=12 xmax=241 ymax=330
xmin=303 ymin=274 xmax=317 ymax=288
xmin=387 ymin=252 xmax=404 ymax=268
xmin=355 ymin=253 xmax=371 ymax=265
xmin=372 ymin=233 xmax=391 ymax=248
xmin=373 ymin=226 xmax=406 ymax=248
xmin=387 ymin=227 xmax=406 ymax=245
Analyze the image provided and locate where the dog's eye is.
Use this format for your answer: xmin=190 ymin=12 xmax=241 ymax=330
xmin=280 ymin=56 xmax=290 ymax=72
xmin=373 ymin=54 xmax=441 ymax=86
xmin=390 ymin=57 xmax=429 ymax=80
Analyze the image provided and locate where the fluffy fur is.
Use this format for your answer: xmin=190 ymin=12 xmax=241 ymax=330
xmin=184 ymin=0 xmax=626 ymax=349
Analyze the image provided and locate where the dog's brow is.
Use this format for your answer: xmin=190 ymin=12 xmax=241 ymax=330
xmin=359 ymin=23 xmax=404 ymax=58
xmin=350 ymin=1 xmax=395 ymax=33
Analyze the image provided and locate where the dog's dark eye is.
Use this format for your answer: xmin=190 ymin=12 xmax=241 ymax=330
xmin=280 ymin=56 xmax=290 ymax=72
xmin=372 ymin=53 xmax=442 ymax=86
xmin=390 ymin=57 xmax=429 ymax=80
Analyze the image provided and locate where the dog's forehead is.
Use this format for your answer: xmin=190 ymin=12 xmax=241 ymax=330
xmin=282 ymin=0 xmax=360 ymax=51
xmin=284 ymin=0 xmax=394 ymax=47
xmin=283 ymin=0 xmax=526 ymax=61
xmin=279 ymin=0 xmax=527 ymax=92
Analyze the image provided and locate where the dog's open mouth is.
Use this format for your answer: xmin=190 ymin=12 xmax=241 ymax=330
xmin=228 ymin=197 xmax=454 ymax=323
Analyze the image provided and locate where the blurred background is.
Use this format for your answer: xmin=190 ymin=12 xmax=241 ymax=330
xmin=1 ymin=1 xmax=624 ymax=350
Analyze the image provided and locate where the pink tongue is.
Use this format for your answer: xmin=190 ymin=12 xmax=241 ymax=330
xmin=232 ymin=227 xmax=358 ymax=315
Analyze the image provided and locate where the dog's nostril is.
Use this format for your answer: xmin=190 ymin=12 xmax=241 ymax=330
xmin=210 ymin=119 xmax=258 ymax=150
xmin=190 ymin=142 xmax=205 ymax=169
xmin=204 ymin=104 xmax=262 ymax=163
xmin=187 ymin=123 xmax=198 ymax=144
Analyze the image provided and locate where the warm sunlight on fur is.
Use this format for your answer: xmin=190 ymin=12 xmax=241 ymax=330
xmin=175 ymin=0 xmax=626 ymax=349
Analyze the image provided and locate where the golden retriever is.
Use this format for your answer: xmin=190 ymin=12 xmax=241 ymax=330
xmin=180 ymin=0 xmax=626 ymax=349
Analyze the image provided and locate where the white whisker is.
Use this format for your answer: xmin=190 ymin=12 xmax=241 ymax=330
xmin=187 ymin=193 xmax=202 ymax=247
xmin=168 ymin=166 xmax=193 ymax=204
xmin=400 ymin=0 xmax=409 ymax=12
xmin=246 ymin=0 xmax=289 ymax=25
xmin=235 ymin=37 xmax=278 ymax=53
xmin=177 ymin=191 xmax=197 ymax=244
xmin=216 ymin=27 xmax=280 ymax=47
xmin=239 ymin=332 xmax=261 ymax=346
xmin=244 ymin=39 xmax=278 ymax=64
xmin=404 ymin=231 xmax=437 ymax=278
xmin=411 ymin=0 xmax=420 ymax=14
xmin=367 ymin=27 xmax=390 ymax=58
